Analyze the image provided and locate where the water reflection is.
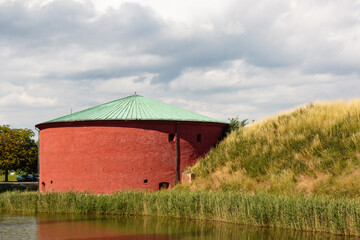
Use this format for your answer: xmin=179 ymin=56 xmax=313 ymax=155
xmin=0 ymin=213 xmax=357 ymax=240
xmin=0 ymin=214 xmax=37 ymax=240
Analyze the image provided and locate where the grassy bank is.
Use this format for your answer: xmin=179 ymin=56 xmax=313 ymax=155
xmin=1 ymin=191 xmax=360 ymax=236
xmin=182 ymin=99 xmax=360 ymax=197
xmin=0 ymin=174 xmax=17 ymax=182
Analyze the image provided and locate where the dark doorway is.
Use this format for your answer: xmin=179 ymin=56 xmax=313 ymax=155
xmin=168 ymin=134 xmax=175 ymax=141
xmin=159 ymin=182 xmax=169 ymax=190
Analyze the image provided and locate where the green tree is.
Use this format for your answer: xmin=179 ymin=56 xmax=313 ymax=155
xmin=0 ymin=125 xmax=38 ymax=182
xmin=228 ymin=116 xmax=248 ymax=132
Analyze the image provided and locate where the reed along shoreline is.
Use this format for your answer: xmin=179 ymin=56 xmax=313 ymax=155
xmin=1 ymin=190 xmax=360 ymax=236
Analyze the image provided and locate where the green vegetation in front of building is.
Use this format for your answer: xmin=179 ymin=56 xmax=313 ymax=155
xmin=1 ymin=190 xmax=360 ymax=236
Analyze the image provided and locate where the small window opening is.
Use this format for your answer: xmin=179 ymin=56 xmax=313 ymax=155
xmin=144 ymin=179 xmax=148 ymax=184
xmin=159 ymin=182 xmax=170 ymax=190
xmin=50 ymin=180 xmax=53 ymax=184
xmin=197 ymin=134 xmax=202 ymax=142
xmin=41 ymin=182 xmax=45 ymax=191
xmin=168 ymin=134 xmax=175 ymax=142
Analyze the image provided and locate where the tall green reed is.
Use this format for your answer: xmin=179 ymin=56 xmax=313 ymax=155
xmin=1 ymin=190 xmax=360 ymax=236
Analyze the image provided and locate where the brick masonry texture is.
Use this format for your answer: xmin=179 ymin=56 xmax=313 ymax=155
xmin=37 ymin=120 xmax=226 ymax=193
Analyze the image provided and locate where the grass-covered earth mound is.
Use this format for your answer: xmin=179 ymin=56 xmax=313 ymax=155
xmin=178 ymin=99 xmax=360 ymax=198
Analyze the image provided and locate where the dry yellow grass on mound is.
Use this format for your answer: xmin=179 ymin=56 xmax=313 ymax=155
xmin=176 ymin=99 xmax=360 ymax=197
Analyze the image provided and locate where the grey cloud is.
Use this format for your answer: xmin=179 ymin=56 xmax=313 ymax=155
xmin=2 ymin=0 xmax=360 ymax=83
xmin=0 ymin=1 xmax=245 ymax=83
xmin=0 ymin=1 xmax=94 ymax=47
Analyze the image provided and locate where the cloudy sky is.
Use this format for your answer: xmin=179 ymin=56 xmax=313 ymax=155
xmin=1 ymin=0 xmax=360 ymax=135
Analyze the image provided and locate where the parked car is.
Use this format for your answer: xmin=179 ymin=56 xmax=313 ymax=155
xmin=17 ymin=174 xmax=34 ymax=182
xmin=32 ymin=174 xmax=39 ymax=182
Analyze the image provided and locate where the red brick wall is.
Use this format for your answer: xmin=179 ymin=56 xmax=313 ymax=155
xmin=37 ymin=120 xmax=225 ymax=193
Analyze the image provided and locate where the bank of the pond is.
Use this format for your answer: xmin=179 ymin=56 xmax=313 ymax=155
xmin=0 ymin=182 xmax=38 ymax=193
xmin=1 ymin=191 xmax=360 ymax=236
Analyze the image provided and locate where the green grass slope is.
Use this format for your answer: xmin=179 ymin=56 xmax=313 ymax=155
xmin=179 ymin=99 xmax=360 ymax=198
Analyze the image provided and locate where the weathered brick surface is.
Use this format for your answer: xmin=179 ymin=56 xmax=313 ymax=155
xmin=37 ymin=120 xmax=225 ymax=193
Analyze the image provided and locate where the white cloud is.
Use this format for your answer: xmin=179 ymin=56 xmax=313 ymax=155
xmin=168 ymin=59 xmax=360 ymax=121
xmin=0 ymin=92 xmax=56 ymax=107
xmin=0 ymin=82 xmax=56 ymax=107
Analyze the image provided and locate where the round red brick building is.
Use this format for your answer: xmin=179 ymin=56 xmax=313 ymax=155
xmin=36 ymin=95 xmax=227 ymax=193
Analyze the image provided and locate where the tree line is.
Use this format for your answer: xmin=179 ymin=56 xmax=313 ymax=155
xmin=0 ymin=125 xmax=38 ymax=182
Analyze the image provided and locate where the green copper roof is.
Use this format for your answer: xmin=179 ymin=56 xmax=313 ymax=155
xmin=40 ymin=95 xmax=225 ymax=124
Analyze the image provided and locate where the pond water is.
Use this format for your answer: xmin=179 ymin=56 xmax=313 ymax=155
xmin=0 ymin=212 xmax=356 ymax=240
